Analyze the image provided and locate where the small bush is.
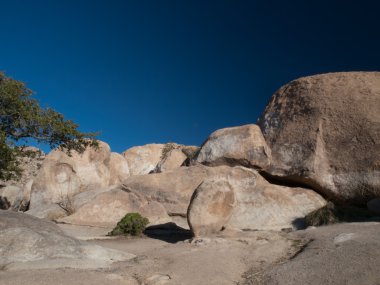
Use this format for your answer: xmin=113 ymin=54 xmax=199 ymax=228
xmin=108 ymin=213 xmax=149 ymax=236
xmin=305 ymin=202 xmax=374 ymax=227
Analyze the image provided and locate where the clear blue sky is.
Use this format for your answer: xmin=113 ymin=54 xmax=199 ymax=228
xmin=1 ymin=0 xmax=379 ymax=152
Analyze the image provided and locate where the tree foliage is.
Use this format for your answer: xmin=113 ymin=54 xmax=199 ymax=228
xmin=0 ymin=72 xmax=98 ymax=181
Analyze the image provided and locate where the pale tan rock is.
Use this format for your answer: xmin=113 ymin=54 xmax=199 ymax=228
xmin=155 ymin=148 xmax=187 ymax=173
xmin=0 ymin=211 xmax=135 ymax=270
xmin=0 ymin=185 xmax=23 ymax=210
xmin=58 ymin=187 xmax=171 ymax=227
xmin=108 ymin=152 xmax=130 ymax=185
xmin=258 ymin=72 xmax=380 ymax=204
xmin=26 ymin=203 xmax=67 ymax=220
xmin=196 ymin=124 xmax=271 ymax=169
xmin=226 ymin=171 xmax=327 ymax=231
xmin=187 ymin=178 xmax=236 ymax=236
xmin=122 ymin=144 xmax=164 ymax=175
xmin=29 ymin=141 xmax=112 ymax=211
xmin=22 ymin=179 xmax=34 ymax=205
xmin=122 ymin=165 xmax=211 ymax=215
xmin=187 ymin=166 xmax=326 ymax=236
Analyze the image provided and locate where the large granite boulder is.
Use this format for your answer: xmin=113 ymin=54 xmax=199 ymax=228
xmin=122 ymin=165 xmax=211 ymax=216
xmin=0 ymin=211 xmax=135 ymax=270
xmin=122 ymin=144 xmax=165 ymax=175
xmin=258 ymin=72 xmax=380 ymax=204
xmin=29 ymin=141 xmax=111 ymax=210
xmin=187 ymin=166 xmax=326 ymax=236
xmin=0 ymin=185 xmax=23 ymax=210
xmin=58 ymin=186 xmax=171 ymax=227
xmin=155 ymin=147 xmax=188 ymax=173
xmin=108 ymin=152 xmax=130 ymax=185
xmin=196 ymin=124 xmax=271 ymax=169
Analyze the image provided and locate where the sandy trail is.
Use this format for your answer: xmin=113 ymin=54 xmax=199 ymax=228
xmin=0 ymin=224 xmax=296 ymax=285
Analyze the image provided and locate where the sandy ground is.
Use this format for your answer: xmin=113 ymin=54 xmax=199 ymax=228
xmin=2 ymin=222 xmax=379 ymax=285
xmin=0 ymin=224 xmax=298 ymax=285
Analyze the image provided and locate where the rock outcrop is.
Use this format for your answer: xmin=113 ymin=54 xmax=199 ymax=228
xmin=58 ymin=186 xmax=171 ymax=227
xmin=108 ymin=152 xmax=130 ymax=185
xmin=122 ymin=165 xmax=211 ymax=216
xmin=0 ymin=211 xmax=135 ymax=270
xmin=0 ymin=185 xmax=23 ymax=210
xmin=196 ymin=124 xmax=271 ymax=169
xmin=28 ymin=141 xmax=130 ymax=219
xmin=122 ymin=144 xmax=165 ymax=175
xmin=187 ymin=166 xmax=326 ymax=236
xmin=258 ymin=72 xmax=380 ymax=204
xmin=29 ymin=142 xmax=109 ymax=210
xmin=155 ymin=147 xmax=187 ymax=173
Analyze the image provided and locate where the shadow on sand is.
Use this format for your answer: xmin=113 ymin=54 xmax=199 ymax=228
xmin=144 ymin=222 xmax=193 ymax=244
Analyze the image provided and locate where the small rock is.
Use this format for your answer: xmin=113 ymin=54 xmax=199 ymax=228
xmin=334 ymin=233 xmax=356 ymax=244
xmin=144 ymin=274 xmax=171 ymax=285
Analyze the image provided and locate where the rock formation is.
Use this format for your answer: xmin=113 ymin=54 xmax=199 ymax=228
xmin=0 ymin=211 xmax=135 ymax=270
xmin=258 ymin=72 xmax=380 ymax=204
xmin=154 ymin=144 xmax=188 ymax=173
xmin=0 ymin=185 xmax=23 ymax=210
xmin=187 ymin=166 xmax=326 ymax=236
xmin=196 ymin=124 xmax=271 ymax=169
xmin=58 ymin=186 xmax=171 ymax=227
xmin=122 ymin=165 xmax=211 ymax=216
xmin=122 ymin=143 xmax=165 ymax=175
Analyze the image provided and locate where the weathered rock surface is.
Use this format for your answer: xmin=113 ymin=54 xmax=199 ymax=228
xmin=0 ymin=185 xmax=23 ymax=210
xmin=30 ymin=141 xmax=112 ymax=211
xmin=155 ymin=148 xmax=187 ymax=173
xmin=122 ymin=165 xmax=211 ymax=216
xmin=258 ymin=72 xmax=380 ymax=204
xmin=188 ymin=166 xmax=326 ymax=236
xmin=58 ymin=186 xmax=171 ymax=227
xmin=260 ymin=222 xmax=380 ymax=285
xmin=187 ymin=178 xmax=236 ymax=236
xmin=0 ymin=211 xmax=135 ymax=270
xmin=108 ymin=152 xmax=130 ymax=185
xmin=122 ymin=144 xmax=164 ymax=175
xmin=27 ymin=141 xmax=134 ymax=220
xmin=196 ymin=124 xmax=271 ymax=169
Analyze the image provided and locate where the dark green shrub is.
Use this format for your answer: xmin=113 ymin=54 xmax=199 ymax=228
xmin=108 ymin=213 xmax=149 ymax=236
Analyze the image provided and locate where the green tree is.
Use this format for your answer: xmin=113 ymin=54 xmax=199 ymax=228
xmin=0 ymin=71 xmax=98 ymax=181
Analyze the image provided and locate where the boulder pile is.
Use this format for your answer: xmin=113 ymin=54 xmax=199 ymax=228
xmin=1 ymin=71 xmax=379 ymax=239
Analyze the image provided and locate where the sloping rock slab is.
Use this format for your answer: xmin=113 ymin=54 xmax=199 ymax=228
xmin=0 ymin=211 xmax=135 ymax=270
xmin=260 ymin=222 xmax=380 ymax=285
